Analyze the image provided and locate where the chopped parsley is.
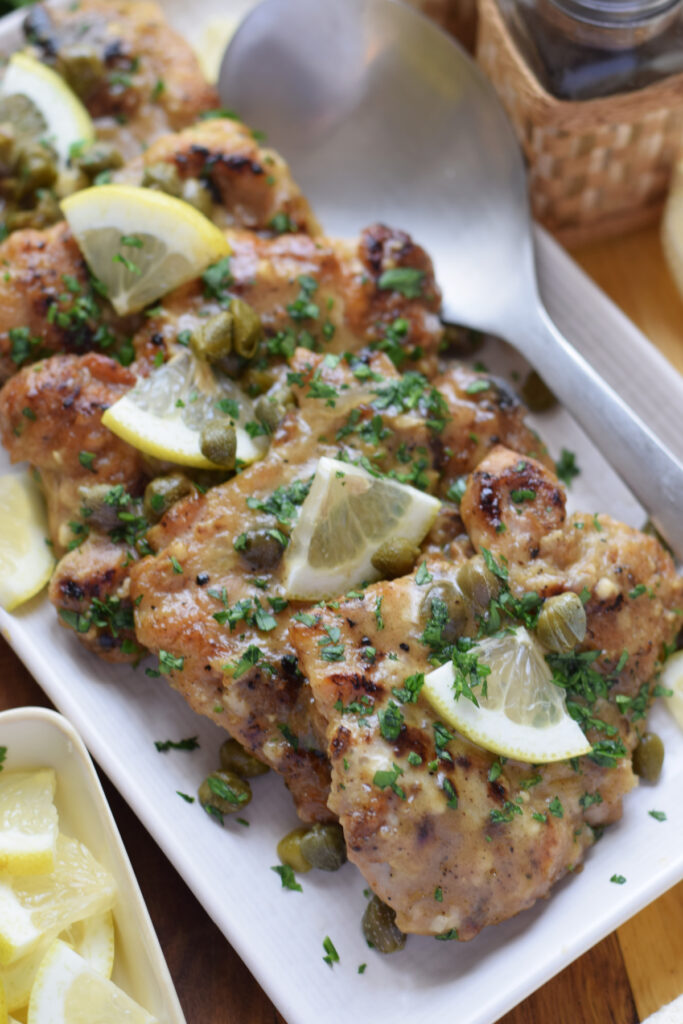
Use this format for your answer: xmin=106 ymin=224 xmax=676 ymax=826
xmin=159 ymin=650 xmax=184 ymax=674
xmin=176 ymin=791 xmax=194 ymax=803
xmin=610 ymin=874 xmax=626 ymax=885
xmin=377 ymin=267 xmax=424 ymax=299
xmin=649 ymin=810 xmax=667 ymax=822
xmin=271 ymin=864 xmax=302 ymax=892
xmin=378 ymin=701 xmax=404 ymax=742
xmin=322 ymin=935 xmax=340 ymax=967
xmin=154 ymin=736 xmax=199 ymax=753
xmin=415 ymin=561 xmax=432 ymax=585
xmin=555 ymin=448 xmax=580 ymax=486
xmin=392 ymin=672 xmax=424 ymax=704
xmin=78 ymin=450 xmax=96 ymax=472
xmin=373 ymin=763 xmax=406 ymax=799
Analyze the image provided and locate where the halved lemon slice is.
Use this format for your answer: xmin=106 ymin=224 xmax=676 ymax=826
xmin=62 ymin=185 xmax=230 ymax=315
xmin=0 ymin=836 xmax=116 ymax=967
xmin=424 ymin=627 xmax=592 ymax=764
xmin=0 ymin=474 xmax=54 ymax=612
xmin=282 ymin=456 xmax=441 ymax=600
xmin=0 ymin=771 xmax=57 ymax=877
xmin=102 ymin=350 xmax=267 ymax=468
xmin=27 ymin=940 xmax=156 ymax=1024
xmin=661 ymin=649 xmax=683 ymax=729
xmin=2 ymin=912 xmax=114 ymax=1014
xmin=0 ymin=53 xmax=94 ymax=165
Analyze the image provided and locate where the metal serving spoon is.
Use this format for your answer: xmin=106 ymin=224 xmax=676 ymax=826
xmin=219 ymin=0 xmax=683 ymax=555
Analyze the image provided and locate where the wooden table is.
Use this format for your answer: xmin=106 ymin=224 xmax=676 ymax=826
xmin=2 ymin=222 xmax=682 ymax=1024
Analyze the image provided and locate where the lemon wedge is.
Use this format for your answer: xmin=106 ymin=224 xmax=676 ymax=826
xmin=27 ymin=940 xmax=157 ymax=1024
xmin=661 ymin=649 xmax=683 ymax=729
xmin=61 ymin=185 xmax=230 ymax=315
xmin=0 ymin=474 xmax=54 ymax=612
xmin=2 ymin=912 xmax=114 ymax=1015
xmin=0 ymin=772 xmax=57 ymax=877
xmin=0 ymin=978 xmax=6 ymax=1024
xmin=101 ymin=350 xmax=267 ymax=468
xmin=0 ymin=836 xmax=116 ymax=967
xmin=0 ymin=53 xmax=94 ymax=165
xmin=282 ymin=456 xmax=441 ymax=601
xmin=424 ymin=627 xmax=592 ymax=764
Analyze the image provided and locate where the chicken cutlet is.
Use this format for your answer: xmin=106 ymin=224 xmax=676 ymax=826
xmin=289 ymin=447 xmax=682 ymax=938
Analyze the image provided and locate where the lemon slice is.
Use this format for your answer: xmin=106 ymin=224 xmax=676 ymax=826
xmin=282 ymin=456 xmax=440 ymax=600
xmin=661 ymin=649 xmax=683 ymax=729
xmin=61 ymin=185 xmax=230 ymax=315
xmin=2 ymin=912 xmax=114 ymax=1015
xmin=0 ymin=836 xmax=116 ymax=967
xmin=0 ymin=772 xmax=57 ymax=877
xmin=0 ymin=474 xmax=54 ymax=612
xmin=0 ymin=978 xmax=6 ymax=1024
xmin=27 ymin=940 xmax=157 ymax=1024
xmin=101 ymin=350 xmax=267 ymax=468
xmin=424 ymin=627 xmax=592 ymax=764
xmin=0 ymin=53 xmax=94 ymax=165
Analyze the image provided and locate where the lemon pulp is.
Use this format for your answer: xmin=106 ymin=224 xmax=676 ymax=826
xmin=0 ymin=474 xmax=54 ymax=612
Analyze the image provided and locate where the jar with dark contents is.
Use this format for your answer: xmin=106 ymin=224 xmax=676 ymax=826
xmin=497 ymin=0 xmax=683 ymax=100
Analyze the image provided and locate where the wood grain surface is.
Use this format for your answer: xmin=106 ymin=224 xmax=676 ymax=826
xmin=1 ymin=222 xmax=682 ymax=1024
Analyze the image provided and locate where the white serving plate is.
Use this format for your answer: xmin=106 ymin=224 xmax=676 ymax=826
xmin=0 ymin=707 xmax=185 ymax=1023
xmin=0 ymin=4 xmax=682 ymax=1023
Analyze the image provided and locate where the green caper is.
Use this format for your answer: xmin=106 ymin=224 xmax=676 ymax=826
xmin=198 ymin=770 xmax=251 ymax=819
xmin=73 ymin=142 xmax=123 ymax=179
xmin=277 ymin=827 xmax=312 ymax=874
xmin=142 ymin=161 xmax=182 ymax=197
xmin=5 ymin=189 xmax=60 ymax=231
xmin=78 ymin=482 xmax=126 ymax=532
xmin=521 ymin=370 xmax=557 ymax=413
xmin=182 ymin=177 xmax=213 ymax=217
xmin=230 ymin=297 xmax=262 ymax=358
xmin=191 ymin=311 xmax=233 ymax=362
xmin=219 ymin=737 xmax=270 ymax=777
xmin=254 ymin=394 xmax=286 ymax=434
xmin=57 ymin=45 xmax=106 ymax=100
xmin=14 ymin=143 xmax=58 ymax=197
xmin=632 ymin=732 xmax=664 ymax=782
xmin=143 ymin=472 xmax=194 ymax=523
xmin=0 ymin=124 xmax=15 ymax=172
xmin=299 ymin=823 xmax=347 ymax=872
xmin=361 ymin=894 xmax=406 ymax=954
xmin=536 ymin=592 xmax=586 ymax=652
xmin=371 ymin=537 xmax=420 ymax=579
xmin=239 ymin=531 xmax=284 ymax=572
xmin=457 ymin=555 xmax=501 ymax=614
xmin=200 ymin=420 xmax=237 ymax=469
xmin=421 ymin=582 xmax=468 ymax=644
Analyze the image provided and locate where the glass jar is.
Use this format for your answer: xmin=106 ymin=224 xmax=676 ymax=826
xmin=497 ymin=0 xmax=683 ymax=99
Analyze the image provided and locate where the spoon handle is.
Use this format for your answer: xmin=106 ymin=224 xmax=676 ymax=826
xmin=510 ymin=302 xmax=683 ymax=558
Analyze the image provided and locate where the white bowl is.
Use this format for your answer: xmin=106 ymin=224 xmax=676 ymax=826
xmin=0 ymin=706 xmax=186 ymax=1024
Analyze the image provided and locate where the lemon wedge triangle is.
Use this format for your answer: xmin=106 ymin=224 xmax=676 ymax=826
xmin=661 ymin=649 xmax=683 ymax=729
xmin=424 ymin=627 xmax=592 ymax=764
xmin=27 ymin=940 xmax=156 ymax=1024
xmin=62 ymin=185 xmax=230 ymax=315
xmin=0 ymin=771 xmax=57 ymax=877
xmin=101 ymin=351 xmax=267 ymax=468
xmin=282 ymin=456 xmax=441 ymax=601
xmin=0 ymin=474 xmax=54 ymax=612
xmin=0 ymin=53 xmax=94 ymax=164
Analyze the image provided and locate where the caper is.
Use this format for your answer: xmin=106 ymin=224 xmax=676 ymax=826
xmin=73 ymin=142 xmax=123 ymax=179
xmin=0 ymin=124 xmax=15 ymax=172
xmin=371 ymin=537 xmax=420 ymax=579
xmin=457 ymin=555 xmax=501 ymax=614
xmin=239 ymin=531 xmax=284 ymax=572
xmin=536 ymin=592 xmax=586 ymax=652
xmin=143 ymin=472 xmax=194 ymax=523
xmin=230 ymin=297 xmax=262 ymax=358
xmin=191 ymin=311 xmax=233 ymax=362
xmin=182 ymin=177 xmax=213 ymax=217
xmin=14 ymin=143 xmax=58 ymax=197
xmin=421 ymin=582 xmax=467 ymax=644
xmin=254 ymin=394 xmax=286 ymax=434
xmin=200 ymin=420 xmax=237 ymax=469
xmin=198 ymin=770 xmax=251 ymax=819
xmin=78 ymin=483 xmax=126 ymax=532
xmin=6 ymin=189 xmax=60 ymax=231
xmin=361 ymin=894 xmax=406 ymax=954
xmin=142 ymin=161 xmax=182 ymax=197
xmin=277 ymin=827 xmax=312 ymax=874
xmin=220 ymin=737 xmax=270 ymax=777
xmin=632 ymin=732 xmax=664 ymax=783
xmin=299 ymin=823 xmax=347 ymax=872
xmin=521 ymin=370 xmax=557 ymax=413
xmin=57 ymin=45 xmax=106 ymax=100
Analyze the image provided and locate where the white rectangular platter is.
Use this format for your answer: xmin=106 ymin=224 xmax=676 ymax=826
xmin=1 ymin=3 xmax=683 ymax=1023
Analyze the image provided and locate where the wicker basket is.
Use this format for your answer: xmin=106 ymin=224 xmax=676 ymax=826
xmin=405 ymin=0 xmax=478 ymax=51
xmin=476 ymin=0 xmax=683 ymax=246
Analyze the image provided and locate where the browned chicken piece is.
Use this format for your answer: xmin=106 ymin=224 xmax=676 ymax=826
xmin=0 ymin=222 xmax=136 ymax=384
xmin=129 ymin=350 xmax=559 ymax=819
xmin=24 ymin=1 xmax=218 ymax=159
xmin=289 ymin=452 xmax=681 ymax=940
xmin=0 ymin=353 xmax=146 ymax=552
xmin=123 ymin=118 xmax=319 ymax=235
